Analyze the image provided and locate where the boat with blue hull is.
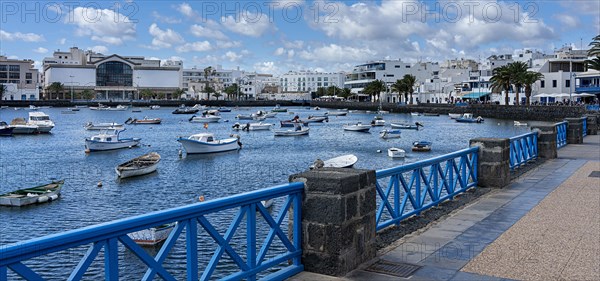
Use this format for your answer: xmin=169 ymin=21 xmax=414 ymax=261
xmin=85 ymin=130 xmax=141 ymax=152
xmin=456 ymin=113 xmax=484 ymax=123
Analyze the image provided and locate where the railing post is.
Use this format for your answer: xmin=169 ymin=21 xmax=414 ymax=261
xmin=565 ymin=117 xmax=584 ymax=144
xmin=586 ymin=114 xmax=598 ymax=135
xmin=469 ymin=138 xmax=510 ymax=188
xmin=531 ymin=125 xmax=557 ymax=159
xmin=289 ymin=168 xmax=376 ymax=276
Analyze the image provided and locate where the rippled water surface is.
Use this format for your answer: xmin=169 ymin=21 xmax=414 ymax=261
xmin=0 ymin=106 xmax=529 ymax=279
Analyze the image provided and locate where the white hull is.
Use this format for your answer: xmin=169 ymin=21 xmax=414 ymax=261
xmin=380 ymin=130 xmax=401 ymax=139
xmin=273 ymin=128 xmax=309 ymax=136
xmin=324 ymin=154 xmax=357 ymax=168
xmin=343 ymin=125 xmax=370 ymax=132
xmin=448 ymin=113 xmax=462 ymax=119
xmin=388 ymin=148 xmax=406 ymax=158
xmin=116 ymin=163 xmax=158 ymax=178
xmin=35 ymin=125 xmax=54 ymax=133
xmin=85 ymin=139 xmax=140 ymax=151
xmin=190 ymin=116 xmax=221 ymax=123
xmin=371 ymin=120 xmax=385 ymax=126
xmin=327 ymin=111 xmax=348 ymax=116
xmin=306 ymin=116 xmax=328 ymax=123
xmin=249 ymin=123 xmax=272 ymax=131
xmin=178 ymin=138 xmax=239 ymax=154
xmin=128 ymin=223 xmax=175 ymax=246
xmin=10 ymin=125 xmax=38 ymax=134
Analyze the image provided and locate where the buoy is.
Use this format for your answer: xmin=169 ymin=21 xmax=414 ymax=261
xmin=377 ymin=150 xmax=382 ymax=153
xmin=199 ymin=195 xmax=205 ymax=202
xmin=97 ymin=181 xmax=103 ymax=187
xmin=85 ymin=149 xmax=90 ymax=153
xmin=178 ymin=149 xmax=183 ymax=158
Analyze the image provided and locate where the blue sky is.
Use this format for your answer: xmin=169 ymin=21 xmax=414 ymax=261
xmin=1 ymin=0 xmax=598 ymax=74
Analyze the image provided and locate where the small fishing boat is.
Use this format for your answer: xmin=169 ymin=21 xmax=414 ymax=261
xmin=388 ymin=148 xmax=406 ymax=158
xmin=448 ymin=113 xmax=462 ymax=119
xmin=69 ymin=108 xmax=80 ymax=111
xmin=125 ymin=117 xmax=162 ymax=125
xmin=172 ymin=105 xmax=199 ymax=114
xmin=116 ymin=152 xmax=161 ymax=178
xmin=310 ymin=154 xmax=358 ymax=169
xmin=412 ymin=141 xmax=432 ymax=152
xmin=177 ymin=133 xmax=241 ymax=154
xmin=343 ymin=122 xmax=371 ymax=132
xmin=306 ymin=115 xmax=328 ymax=123
xmin=253 ymin=115 xmax=267 ymax=121
xmin=313 ymin=106 xmax=320 ymax=110
xmin=456 ymin=113 xmax=484 ymax=123
xmin=85 ymin=129 xmax=141 ymax=151
xmin=514 ymin=121 xmax=528 ymax=126
xmin=380 ymin=129 xmax=401 ymax=139
xmin=84 ymin=122 xmax=124 ymax=130
xmin=131 ymin=108 xmax=143 ymax=112
xmin=189 ymin=114 xmax=221 ymax=123
xmin=232 ymin=122 xmax=272 ymax=131
xmin=264 ymin=112 xmax=278 ymax=118
xmin=325 ymin=110 xmax=348 ymax=116
xmin=410 ymin=112 xmax=421 ymax=116
xmin=127 ymin=223 xmax=176 ymax=246
xmin=261 ymin=199 xmax=274 ymax=208
xmin=27 ymin=112 xmax=55 ymax=133
xmin=280 ymin=118 xmax=308 ymax=127
xmin=273 ymin=126 xmax=309 ymax=136
xmin=423 ymin=113 xmax=439 ymax=116
xmin=75 ymin=105 xmax=88 ymax=108
xmin=149 ymin=105 xmax=160 ymax=110
xmin=90 ymin=104 xmax=128 ymax=111
xmin=236 ymin=114 xmax=254 ymax=120
xmin=9 ymin=118 xmax=38 ymax=134
xmin=0 ymin=180 xmax=64 ymax=207
xmin=390 ymin=122 xmax=423 ymax=130
xmin=217 ymin=107 xmax=232 ymax=112
xmin=272 ymin=104 xmax=288 ymax=112
xmin=0 ymin=122 xmax=14 ymax=136
xmin=371 ymin=115 xmax=386 ymax=126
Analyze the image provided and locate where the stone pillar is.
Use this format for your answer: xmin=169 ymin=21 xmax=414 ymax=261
xmin=531 ymin=125 xmax=557 ymax=159
xmin=587 ymin=115 xmax=598 ymax=135
xmin=289 ymin=168 xmax=376 ymax=276
xmin=469 ymin=138 xmax=510 ymax=188
xmin=565 ymin=117 xmax=583 ymax=144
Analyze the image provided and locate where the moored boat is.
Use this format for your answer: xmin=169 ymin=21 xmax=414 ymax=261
xmin=116 ymin=152 xmax=161 ymax=178
xmin=410 ymin=112 xmax=421 ymax=116
xmin=172 ymin=105 xmax=199 ymax=114
xmin=380 ymin=129 xmax=401 ymax=139
xmin=0 ymin=180 xmax=64 ymax=207
xmin=127 ymin=223 xmax=176 ymax=246
xmin=177 ymin=133 xmax=241 ymax=154
xmin=448 ymin=113 xmax=462 ymax=119
xmin=125 ymin=117 xmax=162 ymax=125
xmin=371 ymin=115 xmax=386 ymax=126
xmin=217 ymin=107 xmax=232 ymax=112
xmin=456 ymin=113 xmax=484 ymax=123
xmin=325 ymin=110 xmax=348 ymax=116
xmin=412 ymin=141 xmax=432 ymax=152
xmin=390 ymin=122 xmax=423 ymax=130
xmin=273 ymin=125 xmax=309 ymax=136
xmin=343 ymin=122 xmax=371 ymax=132
xmin=388 ymin=148 xmax=406 ymax=158
xmin=306 ymin=115 xmax=328 ymax=123
xmin=0 ymin=121 xmax=14 ymax=136
xmin=189 ymin=114 xmax=221 ymax=123
xmin=85 ymin=129 xmax=141 ymax=151
xmin=310 ymin=154 xmax=358 ymax=169
xmin=272 ymin=104 xmax=288 ymax=112
xmin=232 ymin=122 xmax=272 ymax=131
xmin=149 ymin=105 xmax=160 ymax=110
xmin=28 ymin=112 xmax=55 ymax=133
xmin=9 ymin=118 xmax=38 ymax=134
xmin=423 ymin=113 xmax=439 ymax=116
xmin=514 ymin=121 xmax=528 ymax=126
xmin=84 ymin=122 xmax=124 ymax=130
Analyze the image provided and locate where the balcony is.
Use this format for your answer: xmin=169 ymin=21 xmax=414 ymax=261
xmin=575 ymin=85 xmax=600 ymax=93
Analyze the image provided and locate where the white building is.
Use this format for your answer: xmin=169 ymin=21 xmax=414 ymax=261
xmin=530 ymin=46 xmax=588 ymax=103
xmin=280 ymin=71 xmax=345 ymax=94
xmin=1 ymin=56 xmax=40 ymax=100
xmin=43 ymin=47 xmax=182 ymax=100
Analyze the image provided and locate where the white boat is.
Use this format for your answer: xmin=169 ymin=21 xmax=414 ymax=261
xmin=412 ymin=141 xmax=432 ymax=152
xmin=84 ymin=122 xmax=124 ymax=130
xmin=410 ymin=112 xmax=421 ymax=116
xmin=127 ymin=223 xmax=176 ymax=246
xmin=149 ymin=105 xmax=160 ymax=110
xmin=9 ymin=118 xmax=38 ymax=134
xmin=448 ymin=113 xmax=462 ymax=119
xmin=380 ymin=129 xmax=401 ymax=139
xmin=326 ymin=110 xmax=348 ymax=116
xmin=232 ymin=122 xmax=272 ymax=131
xmin=177 ymin=133 xmax=241 ymax=154
xmin=388 ymin=148 xmax=406 ymax=158
xmin=189 ymin=114 xmax=221 ymax=123
xmin=310 ymin=154 xmax=358 ymax=169
xmin=456 ymin=113 xmax=484 ymax=123
xmin=371 ymin=115 xmax=386 ymax=126
xmin=264 ymin=112 xmax=278 ymax=118
xmin=85 ymin=129 xmax=141 ymax=151
xmin=116 ymin=152 xmax=161 ymax=178
xmin=236 ymin=114 xmax=254 ymax=120
xmin=253 ymin=115 xmax=267 ymax=121
xmin=261 ymin=199 xmax=274 ymax=208
xmin=28 ymin=112 xmax=55 ymax=133
xmin=514 ymin=121 xmax=528 ymax=126
xmin=343 ymin=122 xmax=371 ymax=132
xmin=273 ymin=126 xmax=309 ymax=136
xmin=90 ymin=104 xmax=128 ymax=111
xmin=192 ymin=104 xmax=206 ymax=110
xmin=390 ymin=122 xmax=423 ymax=130
xmin=306 ymin=116 xmax=328 ymax=123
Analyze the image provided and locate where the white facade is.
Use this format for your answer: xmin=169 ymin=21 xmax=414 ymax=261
xmin=1 ymin=56 xmax=40 ymax=100
xmin=1 ymin=83 xmax=39 ymax=100
xmin=280 ymin=71 xmax=345 ymax=93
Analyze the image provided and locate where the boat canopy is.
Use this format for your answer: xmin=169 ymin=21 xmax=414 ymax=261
xmin=462 ymin=92 xmax=491 ymax=99
xmin=189 ymin=133 xmax=215 ymax=142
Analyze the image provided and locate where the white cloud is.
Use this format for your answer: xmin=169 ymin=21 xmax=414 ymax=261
xmin=287 ymin=49 xmax=295 ymax=59
xmin=67 ymin=7 xmax=136 ymax=45
xmin=59 ymin=38 xmax=67 ymax=45
xmin=274 ymin=47 xmax=285 ymax=56
xmin=190 ymin=24 xmax=228 ymax=40
xmin=223 ymin=51 xmax=243 ymax=62
xmin=216 ymin=40 xmax=242 ymax=49
xmin=282 ymin=40 xmax=304 ymax=49
xmin=177 ymin=3 xmax=196 ymax=17
xmin=152 ymin=11 xmax=182 ymax=24
xmin=149 ymin=23 xmax=184 ymax=49
xmin=253 ymin=61 xmax=279 ymax=74
xmin=89 ymin=45 xmax=109 ymax=54
xmin=554 ymin=14 xmax=579 ymax=28
xmin=33 ymin=47 xmax=48 ymax=54
xmin=221 ymin=12 xmax=274 ymax=37
xmin=0 ymin=30 xmax=45 ymax=42
xmin=299 ymin=44 xmax=377 ymax=63
xmin=176 ymin=41 xmax=212 ymax=53
xmin=192 ymin=55 xmax=220 ymax=66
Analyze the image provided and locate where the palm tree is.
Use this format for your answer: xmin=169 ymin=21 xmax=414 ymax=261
xmin=520 ymin=71 xmax=544 ymax=105
xmin=224 ymin=83 xmax=240 ymax=100
xmin=490 ymin=66 xmax=512 ymax=105
xmin=364 ymin=80 xmax=385 ymax=102
xmin=507 ymin=62 xmax=528 ymax=105
xmin=586 ymin=57 xmax=600 ymax=71
xmin=391 ymin=79 xmax=407 ymax=103
xmin=339 ymin=88 xmax=352 ymax=100
xmin=46 ymin=82 xmax=64 ymax=100
xmin=80 ymin=89 xmax=95 ymax=100
xmin=401 ymin=74 xmax=417 ymax=104
xmin=0 ymin=84 xmax=6 ymax=100
xmin=173 ymin=88 xmax=186 ymax=99
xmin=587 ymin=35 xmax=600 ymax=71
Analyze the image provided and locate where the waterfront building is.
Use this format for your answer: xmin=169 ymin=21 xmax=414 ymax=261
xmin=574 ymin=70 xmax=600 ymax=101
xmin=280 ymin=70 xmax=345 ymax=94
xmin=182 ymin=65 xmax=241 ymax=100
xmin=529 ymin=46 xmax=587 ymax=103
xmin=0 ymin=56 xmax=40 ymax=100
xmin=42 ymin=47 xmax=182 ymax=100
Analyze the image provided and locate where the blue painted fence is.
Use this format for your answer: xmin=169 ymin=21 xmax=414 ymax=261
xmin=582 ymin=117 xmax=587 ymax=137
xmin=0 ymin=183 xmax=304 ymax=281
xmin=509 ymin=132 xmax=538 ymax=170
xmin=586 ymin=105 xmax=599 ymax=111
xmin=375 ymin=147 xmax=479 ymax=231
xmin=556 ymin=121 xmax=568 ymax=149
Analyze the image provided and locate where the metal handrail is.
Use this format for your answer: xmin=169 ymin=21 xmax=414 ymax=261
xmin=556 ymin=121 xmax=568 ymax=148
xmin=0 ymin=182 xmax=304 ymax=281
xmin=509 ymin=132 xmax=538 ymax=170
xmin=375 ymin=147 xmax=478 ymax=231
xmin=582 ymin=117 xmax=588 ymax=137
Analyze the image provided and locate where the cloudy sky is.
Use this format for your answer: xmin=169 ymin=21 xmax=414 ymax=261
xmin=1 ymin=0 xmax=598 ymax=74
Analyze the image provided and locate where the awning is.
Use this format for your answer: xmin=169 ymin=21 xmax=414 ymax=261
xmin=462 ymin=92 xmax=491 ymax=99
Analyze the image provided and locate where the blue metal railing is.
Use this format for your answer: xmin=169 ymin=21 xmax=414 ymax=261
xmin=0 ymin=183 xmax=304 ymax=281
xmin=509 ymin=132 xmax=538 ymax=170
xmin=375 ymin=147 xmax=478 ymax=231
xmin=582 ymin=117 xmax=588 ymax=137
xmin=586 ymin=105 xmax=599 ymax=111
xmin=556 ymin=121 xmax=568 ymax=149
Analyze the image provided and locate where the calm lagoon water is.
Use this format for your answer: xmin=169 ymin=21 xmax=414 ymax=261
xmin=0 ymin=106 xmax=529 ymax=279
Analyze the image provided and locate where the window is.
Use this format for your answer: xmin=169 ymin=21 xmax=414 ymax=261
xmin=317 ymin=77 xmax=322 ymax=81
xmin=395 ymin=65 xmax=400 ymax=68
xmin=540 ymin=80 xmax=545 ymax=88
xmin=565 ymin=80 xmax=570 ymax=87
xmin=0 ymin=65 xmax=6 ymax=71
xmin=9 ymin=72 xmax=19 ymax=79
xmin=9 ymin=65 xmax=19 ymax=72
xmin=405 ymin=65 xmax=410 ymax=68
xmin=26 ymin=73 xmax=32 ymax=79
xmin=324 ymin=77 xmax=328 ymax=81
xmin=96 ymin=61 xmax=133 ymax=86
xmin=26 ymin=80 xmax=31 ymax=84
xmin=552 ymin=80 xmax=557 ymax=87
xmin=0 ymin=73 xmax=6 ymax=79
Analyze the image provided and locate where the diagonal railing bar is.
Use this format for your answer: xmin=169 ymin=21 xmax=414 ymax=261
xmin=556 ymin=121 xmax=567 ymax=148
xmin=1 ymin=183 xmax=304 ymax=281
xmin=509 ymin=132 xmax=538 ymax=170
xmin=257 ymin=196 xmax=293 ymax=265
xmin=582 ymin=117 xmax=587 ymax=137
xmin=246 ymin=204 xmax=257 ymax=281
xmin=375 ymin=147 xmax=479 ymax=231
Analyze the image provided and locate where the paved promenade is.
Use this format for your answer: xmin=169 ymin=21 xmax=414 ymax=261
xmin=291 ymin=134 xmax=599 ymax=281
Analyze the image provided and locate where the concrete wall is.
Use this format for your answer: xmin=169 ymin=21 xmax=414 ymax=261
xmin=135 ymin=69 xmax=181 ymax=88
xmin=44 ymin=67 xmax=96 ymax=88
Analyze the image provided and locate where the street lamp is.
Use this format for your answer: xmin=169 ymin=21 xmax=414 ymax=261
xmin=569 ymin=73 xmax=576 ymax=105
xmin=69 ymin=75 xmax=74 ymax=102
